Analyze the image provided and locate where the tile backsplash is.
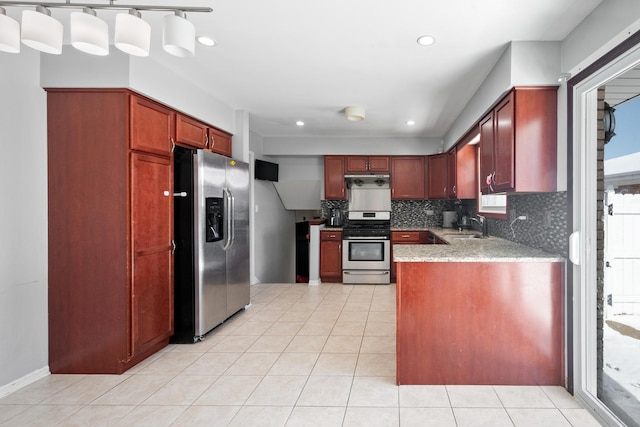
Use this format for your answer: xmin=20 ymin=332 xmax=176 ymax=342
xmin=321 ymin=191 xmax=568 ymax=257
xmin=461 ymin=191 xmax=568 ymax=257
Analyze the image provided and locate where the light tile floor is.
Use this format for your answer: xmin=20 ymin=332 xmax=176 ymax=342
xmin=0 ymin=283 xmax=604 ymax=426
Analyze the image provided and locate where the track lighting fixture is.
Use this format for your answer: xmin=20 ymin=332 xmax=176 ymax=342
xmin=0 ymin=2 xmax=213 ymax=57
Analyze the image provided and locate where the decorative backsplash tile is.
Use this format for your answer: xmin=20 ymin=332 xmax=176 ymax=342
xmin=321 ymin=191 xmax=568 ymax=257
xmin=390 ymin=200 xmax=456 ymax=228
xmin=460 ymin=192 xmax=568 ymax=257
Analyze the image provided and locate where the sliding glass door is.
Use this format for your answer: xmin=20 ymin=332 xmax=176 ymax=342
xmin=570 ymin=35 xmax=640 ymax=427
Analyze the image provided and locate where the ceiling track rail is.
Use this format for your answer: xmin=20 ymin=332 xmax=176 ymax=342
xmin=0 ymin=1 xmax=212 ymax=13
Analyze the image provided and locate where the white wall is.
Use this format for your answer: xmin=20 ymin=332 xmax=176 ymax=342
xmin=41 ymin=49 xmax=237 ymax=137
xmin=263 ymin=136 xmax=441 ymax=156
xmin=0 ymin=50 xmax=49 ymax=391
xmin=249 ymin=132 xmax=296 ymax=283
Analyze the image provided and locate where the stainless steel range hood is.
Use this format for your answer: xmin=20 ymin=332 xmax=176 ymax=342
xmin=346 ymin=174 xmax=391 ymax=213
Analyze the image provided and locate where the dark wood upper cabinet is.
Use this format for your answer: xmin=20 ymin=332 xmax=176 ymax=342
xmin=447 ymin=149 xmax=457 ymax=199
xmin=175 ymin=113 xmax=233 ymax=157
xmin=391 ymin=156 xmax=425 ymax=200
xmin=324 ymin=155 xmax=346 ymax=200
xmin=175 ymin=113 xmax=207 ymax=149
xmin=208 ymin=127 xmax=233 ymax=157
xmin=427 ymin=153 xmax=448 ymax=199
xmin=455 ymin=142 xmax=478 ymax=199
xmin=480 ymin=87 xmax=557 ymax=194
xmin=130 ymin=96 xmax=174 ymax=156
xmin=345 ymin=156 xmax=390 ymax=173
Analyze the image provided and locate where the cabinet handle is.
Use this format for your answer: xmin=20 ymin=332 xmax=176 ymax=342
xmin=402 ymin=235 xmax=410 ymax=238
xmin=170 ymin=137 xmax=175 ymax=153
xmin=452 ymin=185 xmax=456 ymax=195
xmin=210 ymin=135 xmax=215 ymax=147
xmin=205 ymin=133 xmax=209 ymax=148
xmin=163 ymin=190 xmax=170 ymax=196
xmin=444 ymin=186 xmax=447 ymax=194
xmin=329 ymin=234 xmax=336 ymax=238
xmin=171 ymin=240 xmax=176 ymax=254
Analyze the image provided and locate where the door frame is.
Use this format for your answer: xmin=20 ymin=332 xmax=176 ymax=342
xmin=568 ymin=29 xmax=640 ymax=426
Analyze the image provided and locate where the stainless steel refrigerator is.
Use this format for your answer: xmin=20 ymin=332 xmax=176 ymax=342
xmin=172 ymin=147 xmax=250 ymax=343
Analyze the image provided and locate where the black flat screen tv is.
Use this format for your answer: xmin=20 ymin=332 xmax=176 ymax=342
xmin=255 ymin=159 xmax=279 ymax=182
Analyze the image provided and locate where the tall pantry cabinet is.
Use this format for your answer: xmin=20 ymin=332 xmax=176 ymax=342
xmin=47 ymin=89 xmax=174 ymax=374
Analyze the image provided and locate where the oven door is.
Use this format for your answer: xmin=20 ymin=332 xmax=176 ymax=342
xmin=342 ymin=239 xmax=391 ymax=286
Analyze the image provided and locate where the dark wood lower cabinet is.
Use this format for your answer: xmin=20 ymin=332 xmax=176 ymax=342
xmin=320 ymin=230 xmax=342 ymax=282
xmin=396 ymin=261 xmax=565 ymax=385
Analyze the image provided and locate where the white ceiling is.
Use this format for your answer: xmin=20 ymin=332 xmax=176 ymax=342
xmin=119 ymin=0 xmax=602 ymax=138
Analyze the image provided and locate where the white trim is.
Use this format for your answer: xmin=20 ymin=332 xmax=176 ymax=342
xmin=568 ymin=17 xmax=640 ymax=78
xmin=0 ymin=367 xmax=50 ymax=399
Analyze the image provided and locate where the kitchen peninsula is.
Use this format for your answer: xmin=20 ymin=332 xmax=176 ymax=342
xmin=394 ymin=231 xmax=565 ymax=386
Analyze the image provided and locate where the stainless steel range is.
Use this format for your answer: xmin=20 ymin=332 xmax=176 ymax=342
xmin=342 ymin=174 xmax=392 ymax=284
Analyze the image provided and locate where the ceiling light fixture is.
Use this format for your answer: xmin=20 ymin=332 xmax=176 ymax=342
xmin=0 ymin=2 xmax=213 ymax=57
xmin=162 ymin=10 xmax=195 ymax=57
xmin=70 ymin=7 xmax=108 ymax=56
xmin=416 ymin=35 xmax=435 ymax=46
xmin=345 ymin=106 xmax=365 ymax=121
xmin=406 ymin=120 xmax=415 ymax=126
xmin=21 ymin=5 xmax=63 ymax=54
xmin=0 ymin=7 xmax=20 ymax=53
xmin=296 ymin=121 xmax=304 ymax=126
xmin=196 ymin=35 xmax=215 ymax=47
xmin=558 ymin=72 xmax=572 ymax=82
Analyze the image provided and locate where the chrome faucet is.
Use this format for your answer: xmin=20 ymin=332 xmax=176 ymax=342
xmin=470 ymin=214 xmax=488 ymax=237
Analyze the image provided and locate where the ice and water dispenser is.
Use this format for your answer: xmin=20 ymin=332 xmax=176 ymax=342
xmin=206 ymin=197 xmax=224 ymax=242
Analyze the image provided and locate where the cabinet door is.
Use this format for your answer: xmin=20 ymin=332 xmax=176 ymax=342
xmin=427 ymin=154 xmax=448 ymax=199
xmin=447 ymin=149 xmax=457 ymax=199
xmin=456 ymin=143 xmax=477 ymax=199
xmin=320 ymin=232 xmax=342 ymax=282
xmin=131 ymin=153 xmax=173 ymax=356
xmin=479 ymin=112 xmax=494 ymax=194
xmin=345 ymin=156 xmax=369 ymax=173
xmin=176 ymin=114 xmax=207 ymax=149
xmin=368 ymin=156 xmax=390 ymax=172
xmin=130 ymin=95 xmax=174 ymax=156
xmin=493 ymin=93 xmax=515 ymax=192
xmin=324 ymin=156 xmax=346 ymax=200
xmin=391 ymin=157 xmax=424 ymax=199
xmin=209 ymin=127 xmax=233 ymax=157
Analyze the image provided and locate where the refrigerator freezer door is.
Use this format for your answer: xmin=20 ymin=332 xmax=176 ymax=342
xmin=225 ymin=159 xmax=250 ymax=316
xmin=194 ymin=151 xmax=228 ymax=337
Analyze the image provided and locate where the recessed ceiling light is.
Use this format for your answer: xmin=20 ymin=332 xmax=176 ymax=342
xmin=197 ymin=36 xmax=216 ymax=46
xmin=406 ymin=120 xmax=415 ymax=126
xmin=296 ymin=120 xmax=304 ymax=126
xmin=416 ymin=35 xmax=435 ymax=46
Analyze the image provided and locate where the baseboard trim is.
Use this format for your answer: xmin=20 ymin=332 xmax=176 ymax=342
xmin=0 ymin=366 xmax=50 ymax=398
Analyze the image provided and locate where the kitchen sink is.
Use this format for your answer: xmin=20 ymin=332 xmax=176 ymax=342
xmin=444 ymin=234 xmax=483 ymax=239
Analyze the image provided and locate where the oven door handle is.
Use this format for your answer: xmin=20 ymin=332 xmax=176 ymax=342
xmin=343 ymin=271 xmax=390 ymax=275
xmin=343 ymin=237 xmax=390 ymax=240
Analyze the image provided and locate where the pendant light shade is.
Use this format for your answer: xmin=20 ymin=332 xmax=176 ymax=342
xmin=21 ymin=6 xmax=63 ymax=54
xmin=71 ymin=8 xmax=108 ymax=56
xmin=0 ymin=8 xmax=20 ymax=53
xmin=114 ymin=9 xmax=150 ymax=57
xmin=162 ymin=11 xmax=195 ymax=57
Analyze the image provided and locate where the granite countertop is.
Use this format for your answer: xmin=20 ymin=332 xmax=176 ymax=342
xmin=394 ymin=228 xmax=565 ymax=263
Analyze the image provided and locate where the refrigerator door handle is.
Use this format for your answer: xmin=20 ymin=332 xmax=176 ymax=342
xmin=223 ymin=188 xmax=233 ymax=250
